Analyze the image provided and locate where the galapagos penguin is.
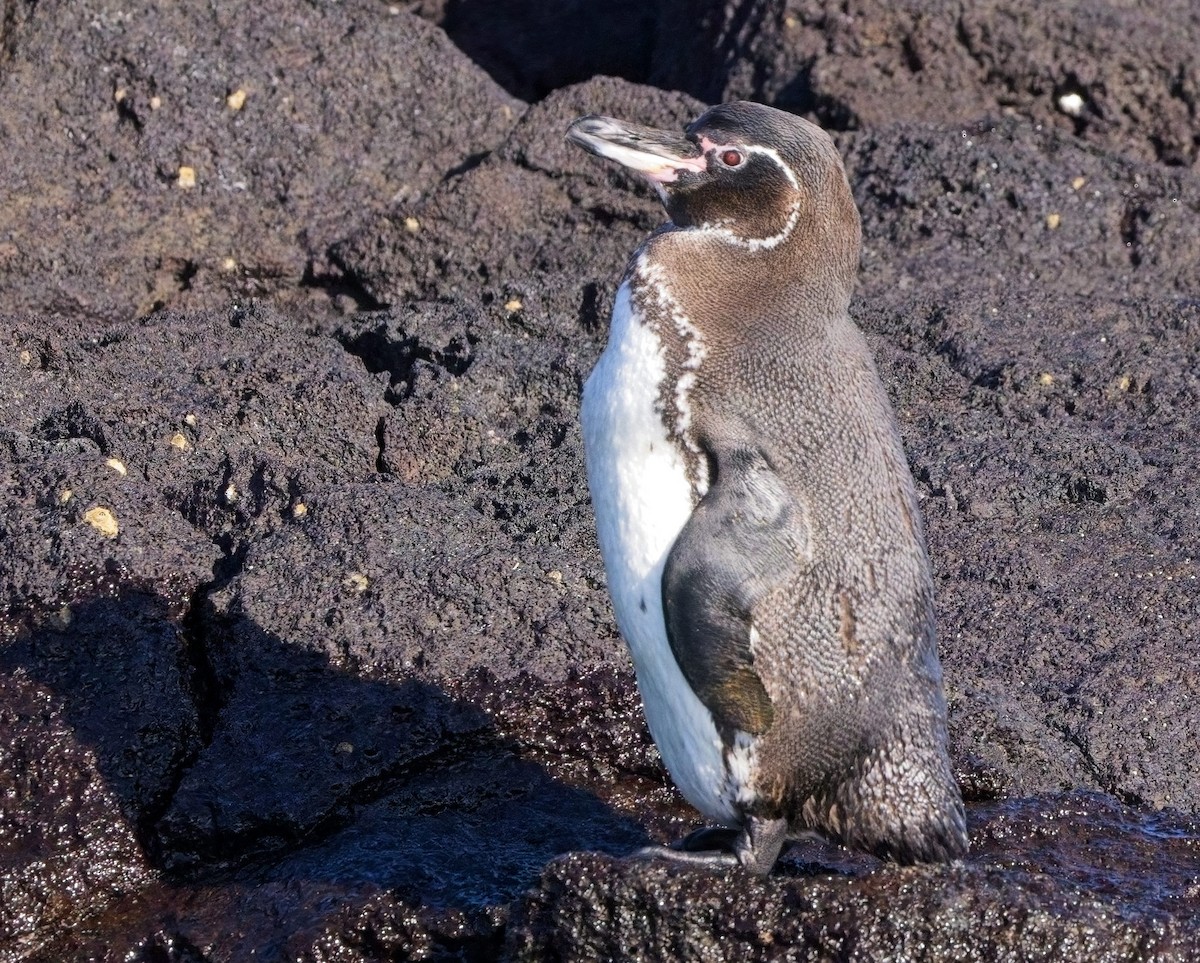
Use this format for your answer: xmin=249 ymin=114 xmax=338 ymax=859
xmin=565 ymin=102 xmax=967 ymax=874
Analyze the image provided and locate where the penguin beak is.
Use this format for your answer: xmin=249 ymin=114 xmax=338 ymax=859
xmin=566 ymin=115 xmax=708 ymax=185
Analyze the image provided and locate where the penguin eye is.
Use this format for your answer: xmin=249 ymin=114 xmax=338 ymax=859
xmin=720 ymin=149 xmax=745 ymax=168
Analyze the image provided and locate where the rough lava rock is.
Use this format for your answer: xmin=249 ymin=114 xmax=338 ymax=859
xmin=859 ymin=287 xmax=1200 ymax=810
xmin=646 ymin=0 xmax=1200 ymax=167
xmin=331 ymin=76 xmax=706 ymax=325
xmin=846 ymin=119 xmax=1200 ymax=301
xmin=425 ymin=0 xmax=1200 ymax=167
xmin=2 ymin=1 xmax=1200 ymax=960
xmin=508 ymin=793 xmax=1200 ymax=962
xmin=0 ymin=0 xmax=522 ymax=322
xmin=0 ymin=670 xmax=153 ymax=962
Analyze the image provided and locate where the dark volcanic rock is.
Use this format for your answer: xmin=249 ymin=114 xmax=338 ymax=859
xmin=430 ymin=0 xmax=1200 ymax=167
xmin=332 ymin=75 xmax=705 ymax=326
xmin=0 ymin=0 xmax=521 ymax=322
xmin=858 ymin=288 xmax=1200 ymax=809
xmin=0 ymin=670 xmax=152 ymax=961
xmin=3 ymin=2 xmax=1200 ymax=961
xmin=0 ymin=587 xmax=203 ymax=837
xmin=441 ymin=0 xmax=658 ymax=102
xmin=0 ymin=300 xmax=390 ymax=949
xmin=206 ymin=478 xmax=615 ymax=687
xmin=648 ymin=0 xmax=1200 ymax=167
xmin=0 ymin=303 xmax=386 ymax=575
xmin=508 ymin=794 xmax=1200 ymax=962
xmin=846 ymin=118 xmax=1200 ymax=301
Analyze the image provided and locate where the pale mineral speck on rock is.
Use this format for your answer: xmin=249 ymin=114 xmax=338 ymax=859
xmin=1057 ymin=92 xmax=1085 ymax=116
xmin=83 ymin=506 xmax=119 ymax=538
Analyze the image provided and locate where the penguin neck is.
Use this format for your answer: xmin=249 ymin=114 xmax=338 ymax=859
xmin=640 ymin=229 xmax=856 ymax=343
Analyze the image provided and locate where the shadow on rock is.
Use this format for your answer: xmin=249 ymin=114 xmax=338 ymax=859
xmin=440 ymin=0 xmax=658 ymax=102
xmin=0 ymin=581 xmax=203 ymax=846
xmin=1 ymin=583 xmax=652 ymax=957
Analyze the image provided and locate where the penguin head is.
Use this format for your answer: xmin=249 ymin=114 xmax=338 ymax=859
xmin=567 ymin=102 xmax=860 ymax=286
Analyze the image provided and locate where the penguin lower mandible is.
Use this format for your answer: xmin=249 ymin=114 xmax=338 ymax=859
xmin=566 ymin=102 xmax=968 ymax=874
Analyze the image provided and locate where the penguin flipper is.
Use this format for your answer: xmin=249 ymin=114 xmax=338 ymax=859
xmin=661 ymin=448 xmax=807 ymax=736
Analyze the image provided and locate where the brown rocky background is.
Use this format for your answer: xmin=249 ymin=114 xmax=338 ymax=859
xmin=1 ymin=0 xmax=1198 ymax=960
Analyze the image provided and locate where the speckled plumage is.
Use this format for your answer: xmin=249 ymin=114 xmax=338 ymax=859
xmin=568 ymin=103 xmax=967 ymax=873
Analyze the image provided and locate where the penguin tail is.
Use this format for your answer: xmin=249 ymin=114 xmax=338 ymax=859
xmin=833 ymin=730 xmax=970 ymax=865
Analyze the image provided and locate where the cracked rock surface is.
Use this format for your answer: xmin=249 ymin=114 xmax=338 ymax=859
xmin=2 ymin=1 xmax=1198 ymax=960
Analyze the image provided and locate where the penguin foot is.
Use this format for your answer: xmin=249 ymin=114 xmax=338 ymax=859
xmin=674 ymin=826 xmax=740 ymax=852
xmin=632 ymin=844 xmax=739 ymax=870
xmin=733 ymin=816 xmax=789 ymax=875
xmin=635 ymin=816 xmax=789 ymax=876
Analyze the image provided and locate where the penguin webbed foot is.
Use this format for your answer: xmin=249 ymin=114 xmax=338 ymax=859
xmin=632 ymin=843 xmax=739 ymax=870
xmin=674 ymin=825 xmax=740 ymax=852
xmin=634 ymin=816 xmax=789 ymax=876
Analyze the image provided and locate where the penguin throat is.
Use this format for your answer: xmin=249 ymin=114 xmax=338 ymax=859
xmin=632 ymin=255 xmax=710 ymax=498
xmin=696 ymin=201 xmax=800 ymax=252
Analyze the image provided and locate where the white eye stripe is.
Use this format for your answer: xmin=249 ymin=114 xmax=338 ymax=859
xmin=697 ymin=137 xmax=796 ymax=186
xmin=743 ymin=145 xmax=799 ymax=189
xmin=686 ymin=144 xmax=802 ymax=251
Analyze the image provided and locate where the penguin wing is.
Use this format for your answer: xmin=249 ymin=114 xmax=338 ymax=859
xmin=661 ymin=448 xmax=807 ymax=736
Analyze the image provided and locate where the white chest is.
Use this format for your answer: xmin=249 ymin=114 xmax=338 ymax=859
xmin=580 ymin=279 xmax=742 ymax=826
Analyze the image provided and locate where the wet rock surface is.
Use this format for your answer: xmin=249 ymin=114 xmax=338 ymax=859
xmin=508 ymin=795 xmax=1200 ymax=962
xmin=2 ymin=1 xmax=1198 ymax=960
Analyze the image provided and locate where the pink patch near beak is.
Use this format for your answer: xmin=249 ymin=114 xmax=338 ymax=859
xmin=641 ymin=153 xmax=709 ymax=184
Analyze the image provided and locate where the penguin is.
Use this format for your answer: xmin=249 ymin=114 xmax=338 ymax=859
xmin=565 ymin=102 xmax=968 ymax=874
